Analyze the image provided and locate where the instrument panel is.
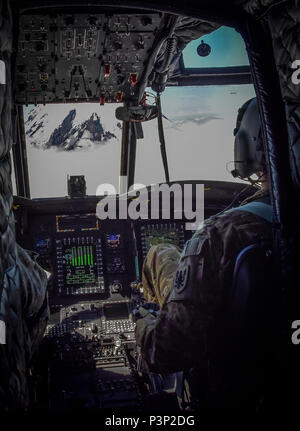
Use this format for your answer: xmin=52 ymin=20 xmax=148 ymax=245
xmin=30 ymin=211 xmax=188 ymax=302
xmin=15 ymin=181 xmax=255 ymax=304
xmin=25 ymin=209 xmax=187 ymax=409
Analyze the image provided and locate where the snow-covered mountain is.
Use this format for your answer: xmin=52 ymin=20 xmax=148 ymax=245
xmin=24 ymin=104 xmax=122 ymax=151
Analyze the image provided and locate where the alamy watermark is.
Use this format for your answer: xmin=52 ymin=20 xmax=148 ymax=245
xmin=0 ymin=320 xmax=6 ymax=345
xmin=96 ymin=177 xmax=204 ymax=231
xmin=291 ymin=60 xmax=300 ymax=84
xmin=291 ymin=320 xmax=300 ymax=345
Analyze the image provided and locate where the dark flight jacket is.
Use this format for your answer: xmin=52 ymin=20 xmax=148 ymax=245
xmin=135 ymin=190 xmax=272 ymax=374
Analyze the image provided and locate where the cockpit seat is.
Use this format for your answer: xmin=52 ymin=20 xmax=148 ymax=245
xmin=207 ymin=242 xmax=280 ymax=412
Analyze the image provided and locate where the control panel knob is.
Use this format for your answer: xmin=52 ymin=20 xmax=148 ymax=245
xmin=91 ymin=323 xmax=98 ymax=333
xmin=137 ymin=37 xmax=144 ymax=50
xmin=113 ymin=339 xmax=122 ymax=355
xmin=110 ymin=282 xmax=122 ymax=293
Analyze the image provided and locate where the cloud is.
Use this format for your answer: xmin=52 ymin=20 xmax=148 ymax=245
xmin=166 ymin=113 xmax=222 ymax=129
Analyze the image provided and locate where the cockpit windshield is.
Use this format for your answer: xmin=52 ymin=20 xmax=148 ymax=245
xmin=24 ymin=84 xmax=254 ymax=197
xmin=135 ymin=84 xmax=255 ymax=186
xmin=24 ymin=103 xmax=122 ymax=197
xmin=21 ymin=23 xmax=254 ymax=198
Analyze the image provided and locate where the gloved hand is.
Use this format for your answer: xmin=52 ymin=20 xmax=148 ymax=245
xmin=132 ymin=302 xmax=160 ymax=322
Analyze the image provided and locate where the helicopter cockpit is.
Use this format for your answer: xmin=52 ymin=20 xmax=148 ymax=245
xmin=1 ymin=0 xmax=300 ymax=416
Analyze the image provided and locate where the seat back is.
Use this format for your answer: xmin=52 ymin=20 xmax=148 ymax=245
xmin=208 ymin=242 xmax=280 ymax=411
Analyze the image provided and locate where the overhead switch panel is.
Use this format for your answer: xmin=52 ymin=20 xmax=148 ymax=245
xmin=14 ymin=13 xmax=161 ymax=104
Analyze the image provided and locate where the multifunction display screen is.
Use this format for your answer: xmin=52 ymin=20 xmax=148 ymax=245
xmin=63 ymin=244 xmax=99 ymax=287
xmin=140 ymin=223 xmax=185 ymax=259
xmin=56 ymin=213 xmax=99 ymax=233
xmin=56 ymin=236 xmax=105 ymax=295
xmin=145 ymin=228 xmax=182 ymax=250
xmin=103 ymin=302 xmax=129 ymax=320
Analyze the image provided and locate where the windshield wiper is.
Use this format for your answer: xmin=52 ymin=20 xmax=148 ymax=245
xmin=157 ymin=93 xmax=170 ymax=183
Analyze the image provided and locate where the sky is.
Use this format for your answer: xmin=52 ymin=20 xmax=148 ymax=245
xmin=182 ymin=26 xmax=249 ymax=68
xmin=135 ymin=84 xmax=255 ymax=186
xmin=18 ymin=26 xmax=255 ymax=198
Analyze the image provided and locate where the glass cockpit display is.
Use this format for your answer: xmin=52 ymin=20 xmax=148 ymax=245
xmin=56 ymin=213 xmax=99 ymax=233
xmin=103 ymin=302 xmax=129 ymax=321
xmin=140 ymin=223 xmax=185 ymax=259
xmin=145 ymin=229 xmax=181 ymax=249
xmin=63 ymin=244 xmax=97 ymax=287
xmin=55 ymin=213 xmax=105 ymax=295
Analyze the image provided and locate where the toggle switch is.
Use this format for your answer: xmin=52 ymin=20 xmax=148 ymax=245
xmin=104 ymin=64 xmax=111 ymax=78
xmin=129 ymin=73 xmax=138 ymax=85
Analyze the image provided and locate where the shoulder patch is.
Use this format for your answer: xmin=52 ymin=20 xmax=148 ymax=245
xmin=166 ymin=235 xmax=208 ymax=303
xmin=174 ymin=264 xmax=190 ymax=293
xmin=182 ymin=235 xmax=207 ymax=257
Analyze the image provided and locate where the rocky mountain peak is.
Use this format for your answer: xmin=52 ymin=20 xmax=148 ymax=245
xmin=24 ymin=104 xmax=121 ymax=151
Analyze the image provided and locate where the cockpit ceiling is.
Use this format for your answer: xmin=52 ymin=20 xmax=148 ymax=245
xmin=13 ymin=12 xmax=219 ymax=105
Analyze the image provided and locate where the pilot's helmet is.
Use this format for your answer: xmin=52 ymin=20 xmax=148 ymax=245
xmin=232 ymin=97 xmax=266 ymax=179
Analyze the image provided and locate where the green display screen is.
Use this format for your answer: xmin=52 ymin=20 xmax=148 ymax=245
xmin=63 ymin=244 xmax=97 ymax=287
xmin=145 ymin=229 xmax=181 ymax=250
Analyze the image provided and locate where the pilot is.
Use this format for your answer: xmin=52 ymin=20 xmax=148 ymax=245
xmin=135 ymin=97 xmax=273 ymax=398
xmin=0 ymin=245 xmax=49 ymax=410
